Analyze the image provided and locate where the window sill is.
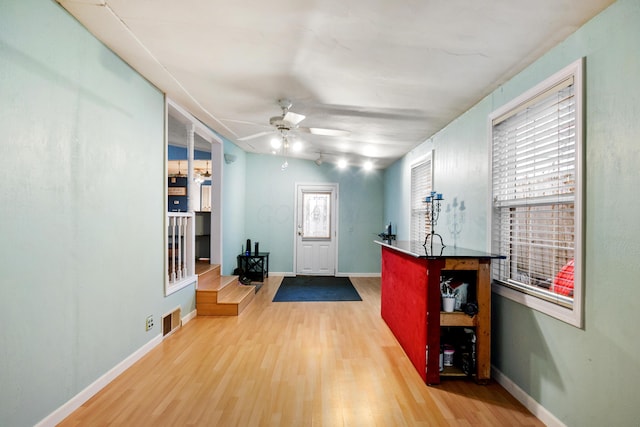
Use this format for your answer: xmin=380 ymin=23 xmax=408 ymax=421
xmin=492 ymin=282 xmax=583 ymax=328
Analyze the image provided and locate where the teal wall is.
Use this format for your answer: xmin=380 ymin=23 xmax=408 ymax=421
xmin=0 ymin=1 xmax=195 ymax=425
xmin=221 ymin=138 xmax=247 ymax=274
xmin=244 ymin=154 xmax=384 ymax=275
xmin=384 ymin=1 xmax=640 ymax=425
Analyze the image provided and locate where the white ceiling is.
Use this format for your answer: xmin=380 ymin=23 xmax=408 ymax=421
xmin=58 ymin=0 xmax=614 ymax=169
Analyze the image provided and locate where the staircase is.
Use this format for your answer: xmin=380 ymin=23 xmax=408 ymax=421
xmin=195 ymin=263 xmax=256 ymax=316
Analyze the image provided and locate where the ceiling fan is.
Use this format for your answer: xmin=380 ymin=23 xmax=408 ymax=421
xmin=237 ymin=99 xmax=350 ymax=142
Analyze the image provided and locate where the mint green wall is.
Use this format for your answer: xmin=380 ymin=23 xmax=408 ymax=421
xmin=221 ymin=139 xmax=247 ymax=274
xmin=384 ymin=106 xmax=487 ymax=249
xmin=383 ymin=1 xmax=640 ymax=425
xmin=244 ymin=154 xmax=383 ymax=274
xmin=0 ymin=1 xmax=195 ymax=425
xmin=382 ymin=160 xmax=405 ymax=237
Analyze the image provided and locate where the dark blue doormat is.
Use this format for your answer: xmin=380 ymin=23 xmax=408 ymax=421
xmin=273 ymin=276 xmax=362 ymax=302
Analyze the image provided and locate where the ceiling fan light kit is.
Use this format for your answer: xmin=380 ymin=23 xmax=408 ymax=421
xmin=270 ymin=138 xmax=282 ymax=149
xmin=234 ymin=98 xmax=377 ymax=169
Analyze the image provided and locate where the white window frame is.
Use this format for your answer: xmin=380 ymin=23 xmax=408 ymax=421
xmin=410 ymin=152 xmax=433 ymax=244
xmin=489 ymin=58 xmax=584 ymax=328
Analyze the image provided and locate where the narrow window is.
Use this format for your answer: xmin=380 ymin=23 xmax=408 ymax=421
xmin=410 ymin=154 xmax=433 ymax=243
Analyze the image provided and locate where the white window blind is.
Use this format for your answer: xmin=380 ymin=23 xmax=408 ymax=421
xmin=491 ymin=58 xmax=583 ymax=325
xmin=411 ymin=157 xmax=432 ymax=243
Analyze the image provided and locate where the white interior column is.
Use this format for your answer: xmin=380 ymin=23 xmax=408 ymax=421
xmin=186 ymin=123 xmax=195 ymax=213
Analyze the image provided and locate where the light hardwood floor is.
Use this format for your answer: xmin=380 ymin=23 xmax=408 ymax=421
xmin=59 ymin=276 xmax=543 ymax=426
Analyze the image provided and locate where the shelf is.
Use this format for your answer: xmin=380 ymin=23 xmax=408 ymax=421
xmin=440 ymin=365 xmax=471 ymax=377
xmin=440 ymin=311 xmax=476 ymax=327
xmin=444 ymin=258 xmax=479 ymax=270
xmin=237 ymin=253 xmax=270 ymax=283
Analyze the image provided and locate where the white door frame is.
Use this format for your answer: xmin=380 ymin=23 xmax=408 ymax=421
xmin=293 ymin=182 xmax=339 ymax=276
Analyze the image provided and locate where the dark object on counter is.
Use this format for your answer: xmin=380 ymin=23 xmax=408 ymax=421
xmin=378 ymin=233 xmax=396 ymax=241
xmin=254 ymin=241 xmax=259 ymax=255
xmin=463 ymin=302 xmax=478 ymax=317
xmin=246 ymin=239 xmax=251 ymax=255
xmin=378 ymin=222 xmax=396 ymax=241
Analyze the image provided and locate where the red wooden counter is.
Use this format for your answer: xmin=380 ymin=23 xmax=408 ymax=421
xmin=376 ymin=240 xmax=503 ymax=385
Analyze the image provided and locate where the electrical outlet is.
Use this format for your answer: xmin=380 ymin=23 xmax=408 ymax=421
xmin=145 ymin=315 xmax=154 ymax=331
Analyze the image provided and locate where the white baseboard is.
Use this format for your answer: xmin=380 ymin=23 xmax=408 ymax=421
xmin=270 ymin=272 xmax=381 ymax=278
xmin=182 ymin=308 xmax=197 ymax=324
xmin=36 ymin=334 xmax=163 ymax=427
xmin=336 ymin=272 xmax=381 ymax=278
xmin=492 ymin=366 xmax=565 ymax=427
xmin=269 ymin=271 xmax=296 ymax=277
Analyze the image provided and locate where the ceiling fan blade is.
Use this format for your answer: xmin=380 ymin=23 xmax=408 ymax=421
xmin=284 ymin=111 xmax=306 ymax=125
xmin=298 ymin=127 xmax=351 ymax=137
xmin=237 ymin=130 xmax=273 ymax=141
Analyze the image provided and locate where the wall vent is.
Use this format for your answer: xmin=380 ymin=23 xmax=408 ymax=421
xmin=162 ymin=307 xmax=181 ymax=337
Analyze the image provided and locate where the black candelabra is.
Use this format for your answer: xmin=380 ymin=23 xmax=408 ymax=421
xmin=423 ymin=191 xmax=445 ymax=249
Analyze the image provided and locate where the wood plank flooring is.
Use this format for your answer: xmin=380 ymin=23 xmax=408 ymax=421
xmin=59 ymin=276 xmax=543 ymax=426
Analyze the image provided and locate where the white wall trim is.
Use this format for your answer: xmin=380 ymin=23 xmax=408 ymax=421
xmin=166 ymin=275 xmax=196 ymax=296
xmin=270 ymin=272 xmax=381 ymax=278
xmin=182 ymin=308 xmax=197 ymax=324
xmin=35 ymin=334 xmax=163 ymax=427
xmin=336 ymin=272 xmax=381 ymax=278
xmin=492 ymin=366 xmax=565 ymax=427
xmin=38 ymin=308 xmax=197 ymax=426
xmin=270 ymin=271 xmax=297 ymax=277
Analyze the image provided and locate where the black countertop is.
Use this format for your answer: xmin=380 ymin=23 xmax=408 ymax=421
xmin=374 ymin=239 xmax=505 ymax=260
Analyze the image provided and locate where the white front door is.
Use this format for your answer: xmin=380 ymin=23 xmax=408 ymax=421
xmin=295 ymin=184 xmax=337 ymax=275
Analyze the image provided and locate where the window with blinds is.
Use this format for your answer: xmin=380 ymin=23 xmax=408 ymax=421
xmin=410 ymin=155 xmax=432 ymax=243
xmin=490 ymin=58 xmax=584 ymax=327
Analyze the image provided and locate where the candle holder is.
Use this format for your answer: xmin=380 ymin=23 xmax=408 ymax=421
xmin=423 ymin=191 xmax=446 ymax=249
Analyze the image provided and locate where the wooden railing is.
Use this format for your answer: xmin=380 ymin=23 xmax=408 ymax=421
xmin=167 ymin=212 xmax=196 ymax=294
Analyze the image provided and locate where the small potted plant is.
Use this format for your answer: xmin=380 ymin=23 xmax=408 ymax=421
xmin=441 ymin=278 xmax=456 ymax=312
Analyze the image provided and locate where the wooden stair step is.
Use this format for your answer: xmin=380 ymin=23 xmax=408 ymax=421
xmin=195 ymin=264 xmax=221 ymax=289
xmin=198 ymin=274 xmax=236 ymax=292
xmin=195 ymin=262 xmax=220 ymax=276
xmin=218 ymin=283 xmax=255 ymax=304
xmin=196 ymin=271 xmax=256 ymax=316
